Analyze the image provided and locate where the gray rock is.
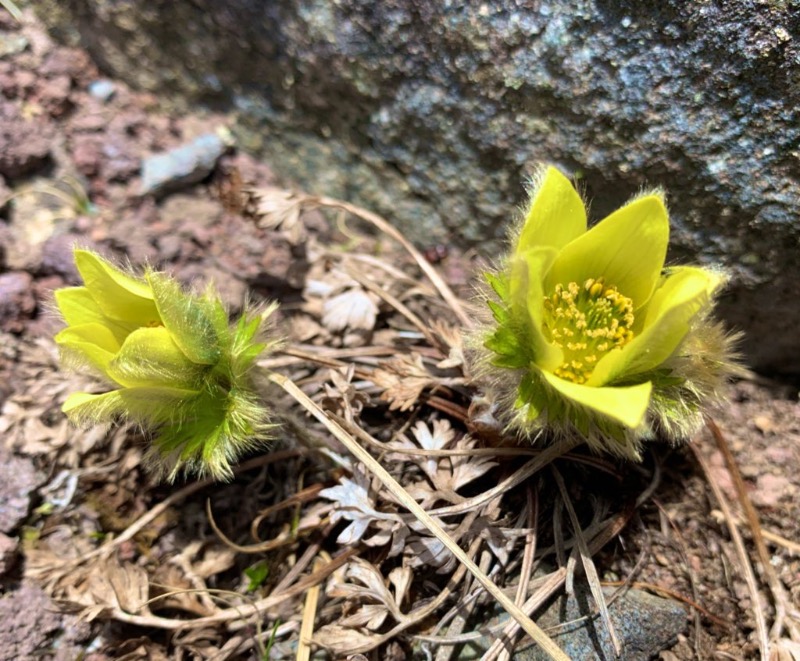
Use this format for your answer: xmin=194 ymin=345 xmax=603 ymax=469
xmin=0 ymin=272 xmax=36 ymax=333
xmin=464 ymin=586 xmax=686 ymax=661
xmin=0 ymin=101 xmax=52 ymax=178
xmin=29 ymin=0 xmax=800 ymax=373
xmin=140 ymin=133 xmax=226 ymax=196
xmin=0 ymin=581 xmax=92 ymax=661
xmin=0 ymin=446 xmax=44 ymax=534
xmin=0 ymin=532 xmax=17 ymax=575
xmin=87 ymin=77 xmax=115 ymax=102
xmin=0 ymin=33 xmax=28 ymax=59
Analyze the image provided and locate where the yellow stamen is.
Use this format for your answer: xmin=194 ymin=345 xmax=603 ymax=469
xmin=543 ymin=278 xmax=635 ymax=384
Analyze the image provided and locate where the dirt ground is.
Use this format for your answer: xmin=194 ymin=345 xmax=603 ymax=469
xmin=0 ymin=8 xmax=798 ymax=661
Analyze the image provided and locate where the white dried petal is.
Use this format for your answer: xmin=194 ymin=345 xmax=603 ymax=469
xmin=322 ymin=288 xmax=379 ymax=332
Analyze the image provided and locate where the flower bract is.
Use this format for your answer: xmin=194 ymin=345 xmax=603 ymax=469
xmin=55 ymin=249 xmax=280 ymax=481
xmin=478 ymin=166 xmax=739 ymax=457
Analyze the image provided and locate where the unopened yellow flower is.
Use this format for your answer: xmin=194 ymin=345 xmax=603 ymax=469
xmin=479 ymin=167 xmax=739 ymax=457
xmin=55 ymin=249 xmax=279 ymax=481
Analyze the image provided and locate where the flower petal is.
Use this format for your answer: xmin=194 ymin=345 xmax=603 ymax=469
xmin=509 ymin=247 xmax=563 ymax=371
xmin=54 ymin=287 xmax=136 ymax=344
xmin=106 ymin=327 xmax=206 ymax=388
xmin=517 ymin=166 xmax=587 ymax=254
xmin=55 ymin=323 xmax=121 ymax=372
xmin=588 ymin=266 xmax=722 ymax=385
xmin=62 ymin=386 xmax=200 ymax=425
xmin=74 ymin=249 xmax=161 ymax=324
xmin=147 ymin=272 xmax=223 ymax=365
xmin=545 ymin=194 xmax=669 ymax=308
xmin=540 ymin=370 xmax=652 ymax=429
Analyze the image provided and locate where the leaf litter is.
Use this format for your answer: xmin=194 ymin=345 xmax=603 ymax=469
xmin=1 ymin=182 xmax=798 ymax=661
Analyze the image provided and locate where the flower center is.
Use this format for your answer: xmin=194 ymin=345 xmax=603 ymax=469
xmin=542 ymin=277 xmax=635 ymax=384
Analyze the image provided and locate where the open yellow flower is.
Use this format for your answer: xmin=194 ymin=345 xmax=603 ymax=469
xmin=55 ymin=249 xmax=279 ymax=481
xmin=480 ymin=167 xmax=738 ymax=457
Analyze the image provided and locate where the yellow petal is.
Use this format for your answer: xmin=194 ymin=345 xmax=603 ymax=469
xmin=588 ymin=266 xmax=721 ymax=385
xmin=545 ymin=194 xmax=669 ymax=308
xmin=55 ymin=287 xmax=103 ymax=325
xmin=55 ymin=323 xmax=121 ymax=372
xmin=63 ymin=386 xmax=199 ymax=425
xmin=540 ymin=370 xmax=652 ymax=429
xmin=146 ymin=272 xmax=222 ymax=365
xmin=74 ymin=249 xmax=161 ymax=325
xmin=517 ymin=166 xmax=587 ymax=254
xmin=62 ymin=391 xmax=115 ymax=417
xmin=54 ymin=287 xmax=136 ymax=344
xmin=106 ymin=327 xmax=205 ymax=388
xmin=509 ymin=247 xmax=562 ymax=371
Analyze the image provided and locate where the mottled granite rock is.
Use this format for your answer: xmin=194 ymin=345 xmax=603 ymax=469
xmin=30 ymin=0 xmax=800 ymax=373
xmin=466 ymin=586 xmax=686 ymax=661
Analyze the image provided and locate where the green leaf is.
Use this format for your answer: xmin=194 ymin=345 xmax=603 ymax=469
xmin=484 ymin=326 xmax=522 ymax=357
xmin=484 ymin=271 xmax=509 ymax=301
xmin=244 ymin=560 xmax=270 ymax=592
xmin=486 ymin=299 xmax=508 ymax=323
xmin=516 ymin=372 xmax=546 ymax=420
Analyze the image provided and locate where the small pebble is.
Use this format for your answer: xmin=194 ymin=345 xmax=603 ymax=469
xmin=87 ymin=79 xmax=116 ymax=103
xmin=140 ymin=132 xmax=226 ymax=196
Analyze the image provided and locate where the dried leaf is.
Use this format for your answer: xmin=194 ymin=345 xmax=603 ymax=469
xmin=388 ymin=566 xmax=413 ymax=609
xmin=319 ymin=468 xmax=400 ymax=544
xmin=243 ymin=186 xmax=307 ymax=244
xmin=447 ymin=436 xmax=497 ymax=491
xmin=405 ymin=535 xmax=456 ymax=573
xmin=88 ymin=556 xmax=150 ymax=615
xmin=772 ymin=640 xmax=800 ymax=661
xmin=372 ymin=353 xmax=436 ymax=411
xmin=322 ymin=365 xmax=369 ymax=421
xmin=432 ymin=320 xmax=465 ymax=369
xmin=188 ymin=545 xmax=237 ymax=579
xmin=340 ymin=603 xmax=390 ymax=629
xmin=322 ymin=288 xmax=379 ymax=333
xmin=329 ymin=558 xmax=407 ymax=627
xmin=410 ymin=419 xmax=456 ymax=480
xmin=313 ymin=624 xmax=383 ymax=653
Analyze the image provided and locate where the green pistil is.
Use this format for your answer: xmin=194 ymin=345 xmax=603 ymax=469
xmin=543 ymin=277 xmax=635 ymax=384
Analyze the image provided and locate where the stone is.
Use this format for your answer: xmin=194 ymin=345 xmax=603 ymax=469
xmin=29 ymin=1 xmax=800 ymax=374
xmin=40 ymin=73 xmax=72 ymax=117
xmin=0 ymin=101 xmax=52 ymax=178
xmin=71 ymin=133 xmax=102 ymax=176
xmin=0 ymin=446 xmax=43 ymax=533
xmin=0 ymin=532 xmax=17 ymax=575
xmin=40 ymin=232 xmax=86 ymax=281
xmin=87 ymin=78 xmax=115 ymax=102
xmin=0 ymin=33 xmax=28 ymax=59
xmin=140 ymin=132 xmax=226 ymax=196
xmin=0 ymin=581 xmax=91 ymax=661
xmin=0 ymin=272 xmax=36 ymax=333
xmin=469 ymin=586 xmax=686 ymax=661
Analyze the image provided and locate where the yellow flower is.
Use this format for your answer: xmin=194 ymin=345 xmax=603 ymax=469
xmin=55 ymin=249 xmax=279 ymax=481
xmin=479 ymin=166 xmax=739 ymax=457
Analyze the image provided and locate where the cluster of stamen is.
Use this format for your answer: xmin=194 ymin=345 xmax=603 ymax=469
xmin=542 ymin=277 xmax=635 ymax=384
